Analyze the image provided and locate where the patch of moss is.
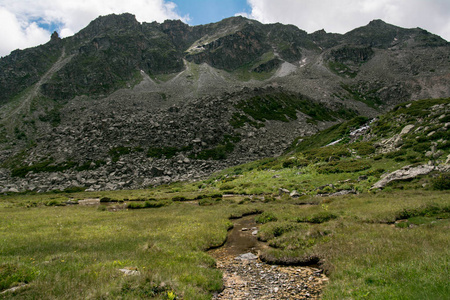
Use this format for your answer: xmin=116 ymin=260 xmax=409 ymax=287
xmin=11 ymin=160 xmax=78 ymax=178
xmin=341 ymin=84 xmax=383 ymax=109
xmin=147 ymin=145 xmax=193 ymax=159
xmin=229 ymin=113 xmax=264 ymax=128
xmin=328 ymin=61 xmax=357 ymax=78
xmin=236 ymin=92 xmax=346 ymax=123
xmin=316 ymin=160 xmax=372 ymax=174
xmin=109 ymin=146 xmax=132 ymax=162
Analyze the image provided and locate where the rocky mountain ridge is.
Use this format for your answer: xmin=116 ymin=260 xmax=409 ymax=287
xmin=0 ymin=13 xmax=449 ymax=192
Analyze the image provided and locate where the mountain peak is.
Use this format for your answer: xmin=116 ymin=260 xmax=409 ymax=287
xmin=367 ymin=19 xmax=389 ymax=27
xmin=78 ymin=13 xmax=140 ymax=38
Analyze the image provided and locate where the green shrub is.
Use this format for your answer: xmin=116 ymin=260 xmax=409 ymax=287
xmin=143 ymin=201 xmax=166 ymax=208
xmin=396 ymin=204 xmax=449 ymax=220
xmin=11 ymin=160 xmax=77 ymax=177
xmin=63 ymin=186 xmax=86 ymax=193
xmin=367 ymin=168 xmax=386 ymax=177
xmin=172 ymin=196 xmax=188 ymax=202
xmin=209 ymin=193 xmax=223 ymax=199
xmin=190 ymin=143 xmax=234 ymax=160
xmin=303 ymin=145 xmax=350 ymax=162
xmin=385 ymin=149 xmax=407 ymax=159
xmin=147 ymin=146 xmax=180 ymax=159
xmin=126 ymin=202 xmax=145 ymax=209
xmin=258 ymin=221 xmax=304 ymax=242
xmin=108 ymin=146 xmax=131 ymax=162
xmin=412 ymin=142 xmax=431 ymax=153
xmin=199 ymin=198 xmax=222 ymax=206
xmin=236 ymin=92 xmax=340 ymax=123
xmin=282 ymin=158 xmax=309 ymax=168
xmin=353 ymin=142 xmax=376 ymax=155
xmin=316 ymin=160 xmax=371 ymax=174
xmin=219 ymin=183 xmax=235 ymax=191
xmin=297 ymin=211 xmax=338 ymax=223
xmin=437 ymin=140 xmax=450 ymax=150
xmin=45 ymin=200 xmax=65 ymax=206
xmin=255 ymin=212 xmax=278 ymax=224
xmin=431 ymin=173 xmax=450 ymax=190
xmin=127 ymin=201 xmax=166 ymax=209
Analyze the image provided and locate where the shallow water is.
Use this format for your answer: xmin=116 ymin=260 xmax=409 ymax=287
xmin=216 ymin=215 xmax=266 ymax=257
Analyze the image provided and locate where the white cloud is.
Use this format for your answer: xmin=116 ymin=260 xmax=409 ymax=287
xmin=245 ymin=0 xmax=450 ymax=41
xmin=0 ymin=7 xmax=50 ymax=56
xmin=0 ymin=0 xmax=187 ymax=56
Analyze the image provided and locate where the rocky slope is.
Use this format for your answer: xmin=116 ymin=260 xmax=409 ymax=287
xmin=0 ymin=14 xmax=449 ymax=192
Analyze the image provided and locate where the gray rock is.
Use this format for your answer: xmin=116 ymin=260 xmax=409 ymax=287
xmin=235 ymin=253 xmax=258 ymax=260
xmin=290 ymin=190 xmax=301 ymax=198
xmin=371 ymin=164 xmax=435 ymax=189
xmin=279 ymin=188 xmax=290 ymax=195
xmin=119 ymin=268 xmax=141 ymax=276
xmin=400 ymin=125 xmax=414 ymax=135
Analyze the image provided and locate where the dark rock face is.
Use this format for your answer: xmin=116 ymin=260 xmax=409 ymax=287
xmin=0 ymin=13 xmax=449 ymax=192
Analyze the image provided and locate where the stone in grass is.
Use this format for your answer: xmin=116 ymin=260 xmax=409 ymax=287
xmin=119 ymin=267 xmax=141 ymax=276
xmin=279 ymin=188 xmax=290 ymax=196
xmin=1 ymin=283 xmax=28 ymax=295
xmin=290 ymin=190 xmax=301 ymax=198
xmin=235 ymin=253 xmax=258 ymax=260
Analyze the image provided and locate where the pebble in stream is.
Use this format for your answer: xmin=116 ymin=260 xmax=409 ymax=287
xmin=210 ymin=216 xmax=328 ymax=299
xmin=211 ymin=252 xmax=328 ymax=300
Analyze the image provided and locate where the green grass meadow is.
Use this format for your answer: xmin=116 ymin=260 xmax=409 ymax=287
xmin=1 ymin=188 xmax=449 ymax=299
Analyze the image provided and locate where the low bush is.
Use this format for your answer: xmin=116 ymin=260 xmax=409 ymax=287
xmin=147 ymin=146 xmax=180 ymax=159
xmin=209 ymin=193 xmax=223 ymax=199
xmin=255 ymin=211 xmax=278 ymax=224
xmin=412 ymin=142 xmax=431 ymax=153
xmin=282 ymin=158 xmax=309 ymax=168
xmin=352 ymin=142 xmax=376 ymax=156
xmin=316 ymin=160 xmax=371 ymax=174
xmin=171 ymin=196 xmax=188 ymax=202
xmin=297 ymin=211 xmax=338 ymax=223
xmin=127 ymin=201 xmax=166 ymax=209
xmin=258 ymin=221 xmax=299 ymax=241
xmin=385 ymin=149 xmax=407 ymax=159
xmin=199 ymin=198 xmax=222 ymax=206
xmin=303 ymin=145 xmax=350 ymax=162
xmin=45 ymin=200 xmax=65 ymax=206
xmin=431 ymin=173 xmax=450 ymax=190
xmin=395 ymin=203 xmax=449 ymax=220
xmin=108 ymin=146 xmax=131 ymax=162
xmin=366 ymin=168 xmax=385 ymax=177
xmin=219 ymin=183 xmax=235 ymax=191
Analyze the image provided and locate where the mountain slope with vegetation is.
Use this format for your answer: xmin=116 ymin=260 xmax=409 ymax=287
xmin=0 ymin=13 xmax=449 ymax=193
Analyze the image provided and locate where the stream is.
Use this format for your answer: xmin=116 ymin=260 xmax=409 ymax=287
xmin=209 ymin=216 xmax=328 ymax=299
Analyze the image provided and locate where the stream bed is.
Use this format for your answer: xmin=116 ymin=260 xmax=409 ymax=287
xmin=209 ymin=216 xmax=328 ymax=299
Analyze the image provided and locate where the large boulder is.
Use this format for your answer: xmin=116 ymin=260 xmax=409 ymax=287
xmin=371 ymin=164 xmax=435 ymax=189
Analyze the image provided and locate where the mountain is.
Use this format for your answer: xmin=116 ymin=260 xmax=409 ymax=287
xmin=0 ymin=13 xmax=449 ymax=192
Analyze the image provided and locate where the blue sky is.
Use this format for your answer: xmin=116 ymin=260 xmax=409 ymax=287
xmin=0 ymin=0 xmax=449 ymax=57
xmin=172 ymin=0 xmax=251 ymax=25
